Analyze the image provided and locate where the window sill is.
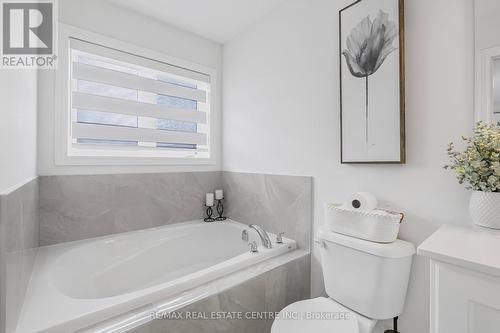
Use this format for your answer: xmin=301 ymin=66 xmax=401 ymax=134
xmin=55 ymin=154 xmax=216 ymax=166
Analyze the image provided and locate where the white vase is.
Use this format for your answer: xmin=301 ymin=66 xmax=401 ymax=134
xmin=469 ymin=191 xmax=500 ymax=229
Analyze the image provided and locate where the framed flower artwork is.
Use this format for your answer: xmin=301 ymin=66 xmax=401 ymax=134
xmin=339 ymin=0 xmax=406 ymax=164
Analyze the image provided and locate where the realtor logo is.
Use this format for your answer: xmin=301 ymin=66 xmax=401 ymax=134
xmin=1 ymin=0 xmax=57 ymax=68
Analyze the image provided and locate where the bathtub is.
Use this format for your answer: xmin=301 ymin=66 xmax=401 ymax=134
xmin=15 ymin=220 xmax=297 ymax=333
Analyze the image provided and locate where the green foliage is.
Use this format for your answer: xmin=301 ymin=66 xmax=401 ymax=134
xmin=445 ymin=122 xmax=500 ymax=192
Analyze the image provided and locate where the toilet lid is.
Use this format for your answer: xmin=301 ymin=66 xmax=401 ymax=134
xmin=271 ymin=297 xmax=359 ymax=333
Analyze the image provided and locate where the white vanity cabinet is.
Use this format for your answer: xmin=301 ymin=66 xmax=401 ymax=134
xmin=418 ymin=224 xmax=500 ymax=333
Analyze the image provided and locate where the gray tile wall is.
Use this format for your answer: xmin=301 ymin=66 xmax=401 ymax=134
xmin=39 ymin=172 xmax=223 ymax=245
xmin=222 ymin=172 xmax=313 ymax=250
xmin=0 ymin=178 xmax=39 ymax=333
xmin=133 ymin=253 xmax=311 ymax=333
xmin=39 ymin=172 xmax=313 ymax=250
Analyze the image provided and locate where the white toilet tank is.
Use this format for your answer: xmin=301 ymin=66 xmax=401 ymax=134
xmin=317 ymin=228 xmax=415 ymax=320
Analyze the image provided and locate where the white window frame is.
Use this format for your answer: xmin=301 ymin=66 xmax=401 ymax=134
xmin=55 ymin=23 xmax=218 ymax=166
xmin=475 ymin=45 xmax=500 ymax=125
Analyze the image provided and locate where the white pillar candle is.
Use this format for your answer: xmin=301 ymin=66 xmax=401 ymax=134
xmin=206 ymin=193 xmax=214 ymax=207
xmin=215 ymin=189 xmax=224 ymax=200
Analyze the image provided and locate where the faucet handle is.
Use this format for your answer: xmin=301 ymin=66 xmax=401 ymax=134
xmin=276 ymin=232 xmax=284 ymax=244
xmin=242 ymin=230 xmax=249 ymax=242
xmin=249 ymin=241 xmax=258 ymax=253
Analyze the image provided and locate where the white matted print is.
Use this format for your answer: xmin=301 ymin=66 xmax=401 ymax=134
xmin=340 ymin=0 xmax=405 ymax=163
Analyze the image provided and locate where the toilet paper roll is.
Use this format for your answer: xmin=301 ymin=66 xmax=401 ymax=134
xmin=345 ymin=192 xmax=378 ymax=211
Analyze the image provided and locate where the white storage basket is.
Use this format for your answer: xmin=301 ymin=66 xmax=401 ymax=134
xmin=325 ymin=203 xmax=404 ymax=243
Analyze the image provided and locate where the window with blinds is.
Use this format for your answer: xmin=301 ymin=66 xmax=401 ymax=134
xmin=68 ymin=38 xmax=211 ymax=160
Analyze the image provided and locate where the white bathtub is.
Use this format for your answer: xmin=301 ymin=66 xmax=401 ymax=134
xmin=16 ymin=220 xmax=296 ymax=333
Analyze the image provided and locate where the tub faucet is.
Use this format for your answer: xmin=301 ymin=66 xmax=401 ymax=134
xmin=248 ymin=224 xmax=272 ymax=249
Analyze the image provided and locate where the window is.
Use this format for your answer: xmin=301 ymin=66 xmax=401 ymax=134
xmin=55 ymin=25 xmax=216 ymax=165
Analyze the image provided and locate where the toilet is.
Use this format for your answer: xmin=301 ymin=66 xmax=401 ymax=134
xmin=272 ymin=227 xmax=415 ymax=333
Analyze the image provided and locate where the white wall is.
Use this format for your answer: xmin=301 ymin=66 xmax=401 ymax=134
xmin=38 ymin=0 xmax=223 ymax=175
xmin=0 ymin=70 xmax=38 ymax=194
xmin=223 ymin=0 xmax=474 ymax=332
xmin=475 ymin=0 xmax=500 ymax=50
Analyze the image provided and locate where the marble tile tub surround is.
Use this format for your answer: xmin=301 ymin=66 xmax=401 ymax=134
xmin=39 ymin=172 xmax=222 ymax=246
xmin=133 ymin=253 xmax=311 ymax=333
xmin=222 ymin=172 xmax=313 ymax=250
xmin=0 ymin=178 xmax=39 ymax=333
xmin=39 ymin=171 xmax=313 ymax=249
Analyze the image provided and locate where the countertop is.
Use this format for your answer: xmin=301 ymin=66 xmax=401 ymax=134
xmin=417 ymin=224 xmax=500 ymax=277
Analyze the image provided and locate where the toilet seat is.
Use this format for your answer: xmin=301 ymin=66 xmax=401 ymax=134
xmin=271 ymin=297 xmax=359 ymax=333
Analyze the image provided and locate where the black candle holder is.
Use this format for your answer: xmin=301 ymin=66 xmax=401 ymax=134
xmin=215 ymin=199 xmax=227 ymax=221
xmin=204 ymin=205 xmax=215 ymax=222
